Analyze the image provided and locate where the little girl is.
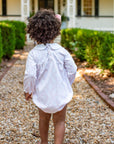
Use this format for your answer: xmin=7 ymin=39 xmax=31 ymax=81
xmin=24 ymin=9 xmax=77 ymax=144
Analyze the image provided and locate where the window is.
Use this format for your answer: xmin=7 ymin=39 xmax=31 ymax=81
xmin=77 ymin=0 xmax=99 ymax=17
xmin=2 ymin=0 xmax=7 ymax=16
xmin=31 ymin=0 xmax=35 ymax=13
xmin=39 ymin=0 xmax=54 ymax=10
xmin=63 ymin=0 xmax=66 ymax=6
xmin=58 ymin=0 xmax=61 ymax=14
xmin=83 ymin=0 xmax=92 ymax=16
xmin=48 ymin=0 xmax=54 ymax=9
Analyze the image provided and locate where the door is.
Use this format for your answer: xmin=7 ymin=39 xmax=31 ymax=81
xmin=39 ymin=0 xmax=54 ymax=10
xmin=2 ymin=0 xmax=7 ymax=16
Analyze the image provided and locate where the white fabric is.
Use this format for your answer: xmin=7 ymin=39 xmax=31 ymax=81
xmin=24 ymin=43 xmax=77 ymax=113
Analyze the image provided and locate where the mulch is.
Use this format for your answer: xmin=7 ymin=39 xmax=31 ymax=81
xmin=73 ymin=57 xmax=114 ymax=110
xmin=0 ymin=50 xmax=23 ymax=82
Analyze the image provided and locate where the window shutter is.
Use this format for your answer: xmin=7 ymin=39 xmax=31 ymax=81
xmin=77 ymin=0 xmax=81 ymax=16
xmin=95 ymin=0 xmax=99 ymax=16
xmin=2 ymin=0 xmax=7 ymax=16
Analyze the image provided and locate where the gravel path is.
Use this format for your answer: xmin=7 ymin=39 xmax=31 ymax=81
xmin=0 ymin=43 xmax=113 ymax=144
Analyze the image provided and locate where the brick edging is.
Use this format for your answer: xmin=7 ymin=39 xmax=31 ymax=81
xmin=83 ymin=74 xmax=114 ymax=111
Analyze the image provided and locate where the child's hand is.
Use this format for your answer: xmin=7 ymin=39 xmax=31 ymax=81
xmin=24 ymin=92 xmax=32 ymax=101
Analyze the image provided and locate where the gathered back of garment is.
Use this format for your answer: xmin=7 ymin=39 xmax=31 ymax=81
xmin=24 ymin=43 xmax=77 ymax=113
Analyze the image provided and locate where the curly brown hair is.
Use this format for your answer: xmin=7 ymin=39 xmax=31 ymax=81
xmin=27 ymin=9 xmax=61 ymax=44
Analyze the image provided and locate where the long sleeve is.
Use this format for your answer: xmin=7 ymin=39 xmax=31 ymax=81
xmin=64 ymin=51 xmax=77 ymax=85
xmin=24 ymin=51 xmax=37 ymax=94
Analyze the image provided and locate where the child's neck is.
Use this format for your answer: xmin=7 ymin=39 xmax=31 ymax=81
xmin=37 ymin=40 xmax=54 ymax=45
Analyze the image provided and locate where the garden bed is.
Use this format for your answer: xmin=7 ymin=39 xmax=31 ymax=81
xmin=0 ymin=42 xmax=33 ymax=82
xmin=0 ymin=50 xmax=114 ymax=110
xmin=74 ymin=56 xmax=114 ymax=110
xmin=0 ymin=50 xmax=23 ymax=81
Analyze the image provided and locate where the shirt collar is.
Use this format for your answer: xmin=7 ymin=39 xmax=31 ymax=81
xmin=35 ymin=43 xmax=61 ymax=50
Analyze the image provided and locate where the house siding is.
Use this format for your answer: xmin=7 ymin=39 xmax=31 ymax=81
xmin=0 ymin=0 xmax=2 ymax=15
xmin=73 ymin=0 xmax=114 ymax=31
xmin=76 ymin=0 xmax=114 ymax=17
xmin=30 ymin=0 xmax=32 ymax=13
xmin=75 ymin=17 xmax=114 ymax=31
xmin=0 ymin=0 xmax=113 ymax=31
xmin=35 ymin=0 xmax=38 ymax=12
xmin=7 ymin=0 xmax=21 ymax=15
xmin=99 ymin=0 xmax=113 ymax=16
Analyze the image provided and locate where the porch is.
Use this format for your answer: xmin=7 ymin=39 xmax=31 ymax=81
xmin=0 ymin=0 xmax=114 ymax=31
xmin=75 ymin=17 xmax=114 ymax=31
xmin=75 ymin=0 xmax=114 ymax=31
xmin=0 ymin=0 xmax=68 ymax=22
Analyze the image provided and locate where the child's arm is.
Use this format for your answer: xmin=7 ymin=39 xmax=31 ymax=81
xmin=64 ymin=51 xmax=77 ymax=85
xmin=24 ymin=92 xmax=32 ymax=100
xmin=24 ymin=51 xmax=37 ymax=100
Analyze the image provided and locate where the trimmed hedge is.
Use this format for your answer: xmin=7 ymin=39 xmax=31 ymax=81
xmin=61 ymin=28 xmax=114 ymax=73
xmin=0 ymin=20 xmax=26 ymax=49
xmin=0 ymin=22 xmax=15 ymax=59
xmin=0 ymin=28 xmax=3 ymax=63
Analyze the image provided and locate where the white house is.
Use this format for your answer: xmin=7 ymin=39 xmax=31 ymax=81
xmin=0 ymin=0 xmax=114 ymax=31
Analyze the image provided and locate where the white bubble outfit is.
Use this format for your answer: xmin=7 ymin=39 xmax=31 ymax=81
xmin=24 ymin=43 xmax=77 ymax=113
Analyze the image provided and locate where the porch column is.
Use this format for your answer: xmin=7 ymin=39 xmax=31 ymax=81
xmin=21 ymin=0 xmax=30 ymax=22
xmin=67 ymin=0 xmax=76 ymax=28
xmin=54 ymin=0 xmax=58 ymax=13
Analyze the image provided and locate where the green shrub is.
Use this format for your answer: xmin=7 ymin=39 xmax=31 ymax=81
xmin=0 ymin=28 xmax=3 ymax=63
xmin=97 ymin=33 xmax=114 ymax=71
xmin=84 ymin=31 xmax=102 ymax=64
xmin=61 ymin=28 xmax=87 ymax=61
xmin=0 ymin=20 xmax=26 ymax=49
xmin=61 ymin=28 xmax=114 ymax=73
xmin=61 ymin=28 xmax=78 ymax=51
xmin=0 ymin=22 xmax=15 ymax=59
xmin=74 ymin=29 xmax=88 ymax=61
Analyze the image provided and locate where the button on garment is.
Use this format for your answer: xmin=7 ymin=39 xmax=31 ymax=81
xmin=24 ymin=43 xmax=77 ymax=113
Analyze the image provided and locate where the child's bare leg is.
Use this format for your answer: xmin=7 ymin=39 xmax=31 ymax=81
xmin=39 ymin=108 xmax=51 ymax=144
xmin=53 ymin=105 xmax=67 ymax=144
